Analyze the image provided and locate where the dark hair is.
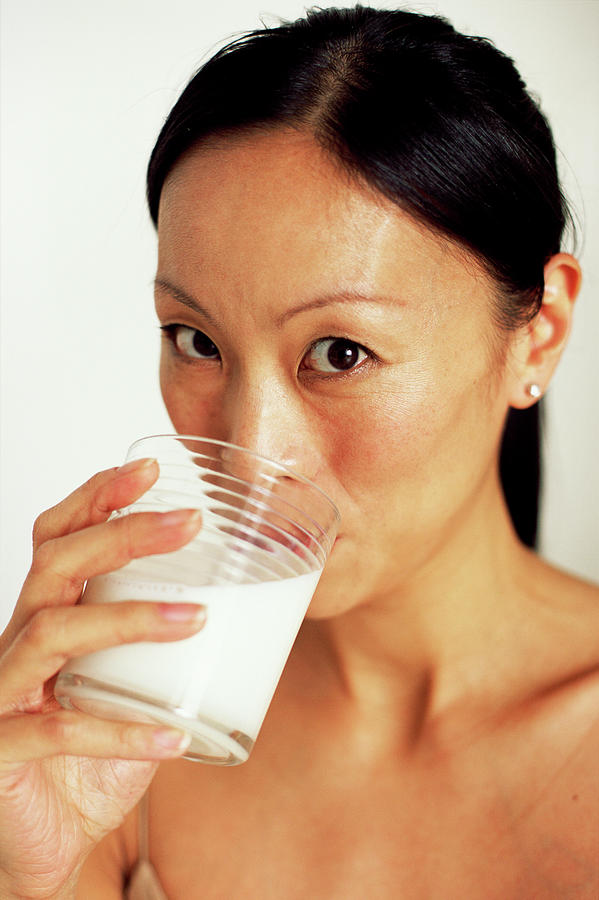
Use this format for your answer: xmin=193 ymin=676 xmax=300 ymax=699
xmin=147 ymin=5 xmax=573 ymax=548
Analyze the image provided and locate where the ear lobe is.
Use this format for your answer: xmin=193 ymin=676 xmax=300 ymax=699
xmin=507 ymin=253 xmax=581 ymax=410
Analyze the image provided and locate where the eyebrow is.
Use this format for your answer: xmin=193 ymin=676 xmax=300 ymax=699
xmin=274 ymin=292 xmax=406 ymax=327
xmin=154 ymin=278 xmax=221 ymax=328
xmin=155 ymin=277 xmax=404 ymax=329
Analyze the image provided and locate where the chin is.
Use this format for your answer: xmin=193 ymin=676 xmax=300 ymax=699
xmin=304 ymin=598 xmax=352 ymax=620
xmin=303 ymin=536 xmax=410 ymax=619
xmin=303 ymin=548 xmax=368 ymax=620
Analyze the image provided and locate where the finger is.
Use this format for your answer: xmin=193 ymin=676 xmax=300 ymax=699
xmin=0 ymin=710 xmax=193 ymax=764
xmin=14 ymin=508 xmax=202 ymax=628
xmin=32 ymin=458 xmax=159 ymax=550
xmin=0 ymin=600 xmax=206 ymax=714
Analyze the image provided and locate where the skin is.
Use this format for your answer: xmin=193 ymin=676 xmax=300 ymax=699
xmin=1 ymin=129 xmax=597 ymax=899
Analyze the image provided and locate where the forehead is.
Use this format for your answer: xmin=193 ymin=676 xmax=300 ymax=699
xmin=157 ymin=129 xmax=493 ymax=317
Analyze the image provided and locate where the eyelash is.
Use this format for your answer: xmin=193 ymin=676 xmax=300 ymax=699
xmin=160 ymin=324 xmax=220 ymax=363
xmin=160 ymin=324 xmax=376 ymax=377
xmin=301 ymin=335 xmax=374 ymax=379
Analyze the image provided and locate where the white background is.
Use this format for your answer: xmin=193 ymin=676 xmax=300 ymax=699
xmin=1 ymin=0 xmax=598 ymax=631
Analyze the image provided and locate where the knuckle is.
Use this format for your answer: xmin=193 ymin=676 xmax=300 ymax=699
xmin=87 ymin=468 xmax=115 ymax=491
xmin=111 ymin=607 xmax=141 ymax=644
xmin=92 ymin=604 xmax=130 ymax=648
xmin=87 ymin=469 xmax=117 ymax=516
xmin=23 ymin=607 xmax=56 ymax=652
xmin=30 ymin=540 xmax=83 ymax=600
xmin=22 ymin=607 xmax=71 ymax=671
xmin=31 ymin=537 xmax=59 ymax=574
xmin=114 ymin=515 xmax=139 ymax=564
xmin=31 ymin=510 xmax=51 ymax=549
xmin=120 ymin=722 xmax=151 ymax=755
xmin=101 ymin=600 xmax=150 ymax=647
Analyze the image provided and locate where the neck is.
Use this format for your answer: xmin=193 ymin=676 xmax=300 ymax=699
xmin=294 ymin=474 xmax=536 ymax=754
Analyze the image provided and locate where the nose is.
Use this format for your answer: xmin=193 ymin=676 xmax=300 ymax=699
xmin=223 ymin=374 xmax=321 ymax=483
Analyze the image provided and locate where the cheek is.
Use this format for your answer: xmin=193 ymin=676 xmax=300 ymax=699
xmin=159 ymin=357 xmax=224 ymax=437
xmin=315 ymin=388 xmax=431 ymax=521
xmin=320 ymin=365 xmax=502 ymax=519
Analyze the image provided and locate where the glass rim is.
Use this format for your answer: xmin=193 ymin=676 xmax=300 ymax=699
xmin=127 ymin=433 xmax=341 ymax=525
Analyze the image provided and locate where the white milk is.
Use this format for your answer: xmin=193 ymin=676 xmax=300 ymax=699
xmin=58 ymin=563 xmax=320 ymax=762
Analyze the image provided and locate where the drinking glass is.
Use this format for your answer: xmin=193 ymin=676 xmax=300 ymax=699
xmin=55 ymin=435 xmax=339 ymax=765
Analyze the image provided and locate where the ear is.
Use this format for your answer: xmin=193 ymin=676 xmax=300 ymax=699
xmin=507 ymin=253 xmax=582 ymax=409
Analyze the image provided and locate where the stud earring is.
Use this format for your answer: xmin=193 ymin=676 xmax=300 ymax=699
xmin=526 ymin=383 xmax=542 ymax=399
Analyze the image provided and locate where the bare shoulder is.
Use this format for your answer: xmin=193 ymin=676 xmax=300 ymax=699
xmin=532 ymin=551 xmax=599 ymax=606
xmin=512 ymin=682 xmax=599 ymax=897
xmin=486 ymin=555 xmax=599 ymax=892
xmin=527 ymin=554 xmax=599 ymax=781
xmin=525 ymin=551 xmax=599 ymax=666
xmin=508 ymin=559 xmax=599 ymax=892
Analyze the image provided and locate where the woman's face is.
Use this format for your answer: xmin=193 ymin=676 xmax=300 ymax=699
xmin=155 ymin=130 xmax=516 ymax=617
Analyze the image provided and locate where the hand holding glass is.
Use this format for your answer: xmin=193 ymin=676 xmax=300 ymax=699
xmin=55 ymin=436 xmax=339 ymax=765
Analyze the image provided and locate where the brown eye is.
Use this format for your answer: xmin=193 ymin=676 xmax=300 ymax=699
xmin=171 ymin=326 xmax=220 ymax=360
xmin=303 ymin=338 xmax=367 ymax=373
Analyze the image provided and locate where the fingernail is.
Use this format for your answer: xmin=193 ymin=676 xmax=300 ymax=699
xmin=159 ymin=509 xmax=202 ymax=528
xmin=152 ymin=728 xmax=192 ymax=753
xmin=158 ymin=603 xmax=206 ymax=625
xmin=116 ymin=458 xmax=157 ymax=476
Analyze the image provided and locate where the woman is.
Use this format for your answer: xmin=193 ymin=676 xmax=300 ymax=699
xmin=0 ymin=6 xmax=597 ymax=898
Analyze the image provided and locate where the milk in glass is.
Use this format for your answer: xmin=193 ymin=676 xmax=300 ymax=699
xmin=58 ymin=557 xmax=320 ymax=764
